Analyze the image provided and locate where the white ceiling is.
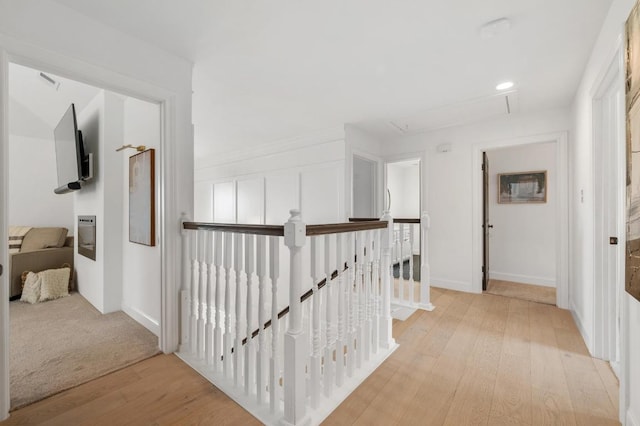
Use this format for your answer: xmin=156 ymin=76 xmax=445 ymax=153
xmin=9 ymin=63 xmax=101 ymax=138
xmin=52 ymin=0 xmax=613 ymax=163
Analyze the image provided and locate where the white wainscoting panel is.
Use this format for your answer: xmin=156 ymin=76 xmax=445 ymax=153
xmin=213 ymin=181 xmax=236 ymax=223
xmin=237 ymin=177 xmax=264 ymax=224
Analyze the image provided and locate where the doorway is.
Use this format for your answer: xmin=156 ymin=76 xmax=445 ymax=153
xmin=472 ymin=132 xmax=569 ymax=308
xmin=3 ymin=62 xmax=163 ymax=411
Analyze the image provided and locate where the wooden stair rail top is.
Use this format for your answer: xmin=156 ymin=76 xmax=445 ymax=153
xmin=350 ymin=217 xmax=419 ymax=224
xmin=183 ymin=220 xmax=387 ymax=236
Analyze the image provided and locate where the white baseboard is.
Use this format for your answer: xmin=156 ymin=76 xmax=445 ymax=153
xmin=628 ymin=407 xmax=639 ymax=426
xmin=489 ymin=271 xmax=555 ymax=287
xmin=570 ymin=300 xmax=593 ymax=355
xmin=431 ymin=277 xmax=474 ymax=293
xmin=122 ymin=303 xmax=160 ymax=337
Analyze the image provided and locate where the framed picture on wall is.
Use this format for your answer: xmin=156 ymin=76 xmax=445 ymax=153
xmin=129 ymin=149 xmax=155 ymax=246
xmin=626 ymin=3 xmax=640 ymax=302
xmin=497 ymin=170 xmax=547 ymax=204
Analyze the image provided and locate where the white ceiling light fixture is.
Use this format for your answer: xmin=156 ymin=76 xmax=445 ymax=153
xmin=479 ymin=17 xmax=512 ymax=39
xmin=496 ymin=81 xmax=514 ymax=91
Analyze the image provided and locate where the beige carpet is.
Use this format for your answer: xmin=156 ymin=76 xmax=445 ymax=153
xmin=10 ymin=293 xmax=160 ymax=410
xmin=486 ymin=279 xmax=556 ymax=305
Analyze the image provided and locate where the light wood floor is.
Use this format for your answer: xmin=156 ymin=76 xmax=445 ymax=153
xmin=1 ymin=288 xmax=619 ymax=425
xmin=486 ymin=279 xmax=557 ymax=305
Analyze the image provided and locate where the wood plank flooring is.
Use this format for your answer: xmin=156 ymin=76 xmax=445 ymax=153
xmin=0 ymin=288 xmax=619 ymax=426
xmin=486 ymin=279 xmax=557 ymax=305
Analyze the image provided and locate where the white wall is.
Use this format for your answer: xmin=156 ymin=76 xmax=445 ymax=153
xmin=487 ymin=143 xmax=556 ymax=287
xmin=8 ymin=135 xmax=74 ymax=231
xmin=121 ymin=98 xmax=161 ymax=336
xmin=379 ymin=108 xmax=571 ymax=293
xmin=352 ymin=155 xmax=375 ymax=217
xmin=74 ymin=90 xmax=124 ymax=314
xmin=570 ymin=0 xmax=639 ymax=423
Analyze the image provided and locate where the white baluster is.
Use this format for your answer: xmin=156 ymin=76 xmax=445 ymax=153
xmin=214 ymin=231 xmax=223 ymax=371
xmin=179 ymin=217 xmax=191 ymax=353
xmin=283 ymin=209 xmax=309 ymax=425
xmin=324 ymin=234 xmax=335 ymax=397
xmin=380 ymin=211 xmax=394 ymax=348
xmin=398 ymin=223 xmax=405 ymax=303
xmin=346 ymin=232 xmax=355 ymax=378
xmin=269 ymin=235 xmax=280 ymax=414
xmin=223 ymin=232 xmax=233 ymax=377
xmin=335 ymin=233 xmax=345 ymax=387
xmin=409 ymin=223 xmax=416 ymax=304
xmin=363 ymin=230 xmax=372 ymax=362
xmin=309 ymin=236 xmax=321 ymax=408
xmin=420 ymin=212 xmax=435 ymax=311
xmin=205 ymin=231 xmax=214 ymax=365
xmin=190 ymin=231 xmax=199 ymax=355
xmin=234 ymin=233 xmax=244 ymax=387
xmin=256 ymin=235 xmax=267 ymax=404
xmin=371 ymin=229 xmax=380 ymax=354
xmin=245 ymin=234 xmax=255 ymax=396
xmin=198 ymin=231 xmax=207 ymax=359
xmin=356 ymin=231 xmax=365 ymax=369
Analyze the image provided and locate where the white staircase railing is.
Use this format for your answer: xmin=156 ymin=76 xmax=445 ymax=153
xmin=352 ymin=212 xmax=434 ymax=312
xmin=178 ymin=210 xmax=398 ymax=425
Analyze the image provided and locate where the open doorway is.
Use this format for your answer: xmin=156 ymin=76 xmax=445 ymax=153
xmin=482 ymin=142 xmax=558 ymax=306
xmin=6 ymin=63 xmax=161 ymax=410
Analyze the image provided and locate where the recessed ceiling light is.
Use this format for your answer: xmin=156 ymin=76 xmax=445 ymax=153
xmin=496 ymin=81 xmax=514 ymax=91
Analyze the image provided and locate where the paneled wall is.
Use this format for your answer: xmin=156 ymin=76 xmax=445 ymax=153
xmin=195 ymin=139 xmax=346 ymax=226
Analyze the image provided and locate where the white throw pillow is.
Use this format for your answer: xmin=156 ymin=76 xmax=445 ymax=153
xmin=20 ymin=272 xmax=41 ymax=304
xmin=39 ymin=268 xmax=70 ymax=302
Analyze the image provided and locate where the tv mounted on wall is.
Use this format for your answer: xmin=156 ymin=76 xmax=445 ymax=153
xmin=53 ymin=103 xmax=92 ymax=194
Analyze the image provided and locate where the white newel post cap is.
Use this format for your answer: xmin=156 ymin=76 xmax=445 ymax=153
xmin=284 ymin=209 xmax=306 ymax=247
xmin=421 ymin=211 xmax=430 ymax=229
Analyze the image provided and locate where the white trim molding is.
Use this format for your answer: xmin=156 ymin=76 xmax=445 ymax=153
xmin=122 ymin=303 xmax=161 ymax=337
xmin=471 ymin=131 xmax=569 ymax=308
xmin=430 ymin=277 xmax=473 ymax=293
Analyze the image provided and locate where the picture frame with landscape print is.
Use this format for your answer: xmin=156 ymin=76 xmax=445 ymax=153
xmin=498 ymin=171 xmax=547 ymax=204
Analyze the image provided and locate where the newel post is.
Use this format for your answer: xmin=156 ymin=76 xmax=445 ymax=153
xmin=420 ymin=212 xmax=435 ymax=311
xmin=179 ymin=213 xmax=191 ymax=352
xmin=283 ymin=209 xmax=309 ymax=425
xmin=380 ymin=210 xmax=394 ymax=349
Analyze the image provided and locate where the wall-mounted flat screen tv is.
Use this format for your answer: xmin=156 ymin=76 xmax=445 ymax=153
xmin=54 ymin=103 xmax=90 ymax=194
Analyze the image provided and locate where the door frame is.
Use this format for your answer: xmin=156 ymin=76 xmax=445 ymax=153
xmin=0 ymin=38 xmax=179 ymax=419
xmin=591 ymin=45 xmax=625 ymax=369
xmin=471 ymin=132 xmax=569 ymax=309
xmin=590 ymin=40 xmax=628 ymax=423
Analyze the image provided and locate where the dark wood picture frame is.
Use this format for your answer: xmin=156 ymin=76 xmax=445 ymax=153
xmin=497 ymin=170 xmax=547 ymax=204
xmin=129 ymin=149 xmax=155 ymax=246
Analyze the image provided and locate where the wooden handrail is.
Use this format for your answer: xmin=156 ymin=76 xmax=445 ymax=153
xmin=394 ymin=218 xmax=420 ymax=224
xmin=306 ymin=220 xmax=387 ymax=236
xmin=349 ymin=217 xmax=420 ymax=224
xmin=183 ymin=222 xmax=285 ymax=236
xmin=184 ymin=220 xmax=388 ymax=236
